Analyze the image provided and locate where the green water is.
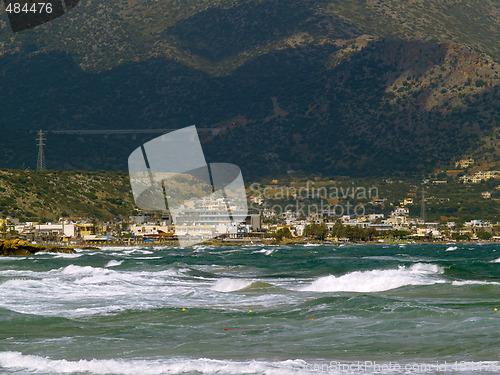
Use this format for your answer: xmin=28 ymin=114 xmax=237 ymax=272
xmin=0 ymin=243 xmax=498 ymax=374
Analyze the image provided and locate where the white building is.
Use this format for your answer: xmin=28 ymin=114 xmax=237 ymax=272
xmin=391 ymin=207 xmax=409 ymax=217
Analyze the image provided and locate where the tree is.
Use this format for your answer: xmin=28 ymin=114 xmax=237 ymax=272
xmin=304 ymin=223 xmax=328 ymax=240
xmin=476 ymin=231 xmax=492 ymax=240
xmin=452 ymin=232 xmax=471 ymax=241
xmin=274 ymin=227 xmax=293 ymax=242
xmin=391 ymin=230 xmax=411 ymax=239
xmin=330 ymin=221 xmax=377 ymax=241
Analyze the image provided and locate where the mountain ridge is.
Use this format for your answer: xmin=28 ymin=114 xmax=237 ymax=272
xmin=0 ymin=0 xmax=497 ymax=177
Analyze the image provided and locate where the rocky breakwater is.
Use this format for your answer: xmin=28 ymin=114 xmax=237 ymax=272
xmin=0 ymin=239 xmax=76 ymax=256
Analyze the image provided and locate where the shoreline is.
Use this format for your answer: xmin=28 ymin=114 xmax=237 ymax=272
xmin=0 ymin=239 xmax=76 ymax=256
xmin=96 ymin=239 xmax=499 ymax=248
xmin=2 ymin=238 xmax=497 ymax=255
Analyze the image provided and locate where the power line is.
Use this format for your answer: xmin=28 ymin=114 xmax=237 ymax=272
xmin=36 ymin=130 xmax=46 ymax=171
xmin=46 ymin=128 xmax=221 ymax=136
xmin=32 ymin=128 xmax=220 ymax=170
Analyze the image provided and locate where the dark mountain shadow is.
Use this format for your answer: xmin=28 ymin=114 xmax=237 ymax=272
xmin=0 ymin=38 xmax=496 ymax=179
xmin=166 ymin=0 xmax=361 ymax=62
xmin=204 ymin=39 xmax=496 ymax=177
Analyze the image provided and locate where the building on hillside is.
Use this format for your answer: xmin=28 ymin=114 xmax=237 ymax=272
xmin=403 ymin=198 xmax=414 ymax=206
xmin=464 ymin=220 xmax=492 ymax=233
xmin=342 ymin=221 xmax=370 ymax=229
xmin=365 ymin=214 xmax=385 ymax=221
xmin=281 ymin=210 xmax=297 ymax=224
xmin=460 ymin=170 xmax=499 ymax=184
xmin=413 ymin=228 xmax=441 ymax=238
xmin=481 ymin=191 xmax=492 ymax=199
xmin=262 ymin=209 xmax=277 ymax=220
xmin=390 ymin=207 xmax=409 ymax=217
xmin=307 ymin=212 xmax=323 ymax=224
xmin=130 ymin=224 xmax=175 ymax=236
xmin=385 ymin=216 xmax=409 ymax=227
xmin=367 ymin=223 xmax=394 ymax=231
xmin=40 ymin=223 xmax=75 ymax=238
xmin=245 ymin=214 xmax=262 ymax=232
xmin=455 ymin=158 xmax=474 ymax=169
xmin=251 ymin=196 xmax=264 ymax=205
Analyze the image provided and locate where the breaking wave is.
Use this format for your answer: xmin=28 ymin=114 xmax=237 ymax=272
xmin=301 ymin=263 xmax=445 ymax=293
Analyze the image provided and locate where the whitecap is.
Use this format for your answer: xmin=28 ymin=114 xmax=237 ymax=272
xmin=451 ymin=280 xmax=500 ymax=286
xmin=0 ymin=256 xmax=26 ymax=260
xmin=300 ymin=263 xmax=445 ymax=293
xmin=0 ymin=263 xmax=201 ymax=318
xmin=254 ymin=249 xmax=275 ymax=256
xmin=211 ymin=278 xmax=254 ymax=292
xmin=0 ymin=352 xmax=312 ymax=375
xmin=53 ymin=253 xmax=84 ymax=258
xmin=105 ymin=260 xmax=123 ymax=268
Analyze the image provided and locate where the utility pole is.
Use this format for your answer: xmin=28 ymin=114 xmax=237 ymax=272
xmin=420 ymin=187 xmax=426 ymax=223
xmin=36 ymin=130 xmax=46 ymax=171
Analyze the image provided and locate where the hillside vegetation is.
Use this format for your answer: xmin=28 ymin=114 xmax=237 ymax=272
xmin=0 ymin=170 xmax=134 ymax=221
xmin=0 ymin=0 xmax=497 ymax=178
xmin=0 ymin=170 xmax=498 ymax=223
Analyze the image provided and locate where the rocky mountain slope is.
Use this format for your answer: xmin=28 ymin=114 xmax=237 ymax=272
xmin=0 ymin=0 xmax=497 ymax=177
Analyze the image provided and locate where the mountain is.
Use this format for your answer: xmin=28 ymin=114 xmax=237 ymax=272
xmin=0 ymin=0 xmax=498 ymax=178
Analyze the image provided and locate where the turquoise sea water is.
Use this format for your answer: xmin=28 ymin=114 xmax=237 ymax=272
xmin=0 ymin=243 xmax=499 ymax=374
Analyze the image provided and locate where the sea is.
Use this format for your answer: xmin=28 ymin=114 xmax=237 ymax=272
xmin=0 ymin=243 xmax=499 ymax=375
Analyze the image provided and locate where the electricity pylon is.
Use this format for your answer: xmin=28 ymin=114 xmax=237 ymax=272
xmin=36 ymin=130 xmax=46 ymax=171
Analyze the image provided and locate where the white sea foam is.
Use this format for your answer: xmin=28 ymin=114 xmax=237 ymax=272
xmin=2 ymin=352 xmax=493 ymax=375
xmin=451 ymin=280 xmax=500 ymax=286
xmin=491 ymin=257 xmax=500 ymax=263
xmin=193 ymin=244 xmax=212 ymax=251
xmin=54 ymin=253 xmax=84 ymax=258
xmin=0 ymin=256 xmax=26 ymax=260
xmin=211 ymin=278 xmax=254 ymax=292
xmin=301 ymin=263 xmax=445 ymax=293
xmin=124 ymin=249 xmax=154 ymax=255
xmin=254 ymin=248 xmax=275 ymax=255
xmin=0 ymin=264 xmax=203 ymax=318
xmin=445 ymin=246 xmax=458 ymax=251
xmin=105 ymin=260 xmax=124 ymax=267
xmin=99 ymin=246 xmax=137 ymax=251
xmin=61 ymin=264 xmax=108 ymax=276
xmin=408 ymin=263 xmax=444 ymax=273
xmin=0 ymin=352 xmax=316 ymax=375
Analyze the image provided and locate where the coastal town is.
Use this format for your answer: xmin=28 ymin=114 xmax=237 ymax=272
xmin=1 ymin=186 xmax=498 ymax=246
xmin=0 ymin=155 xmax=498 ymax=247
xmin=1 ymin=207 xmax=498 ymax=246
